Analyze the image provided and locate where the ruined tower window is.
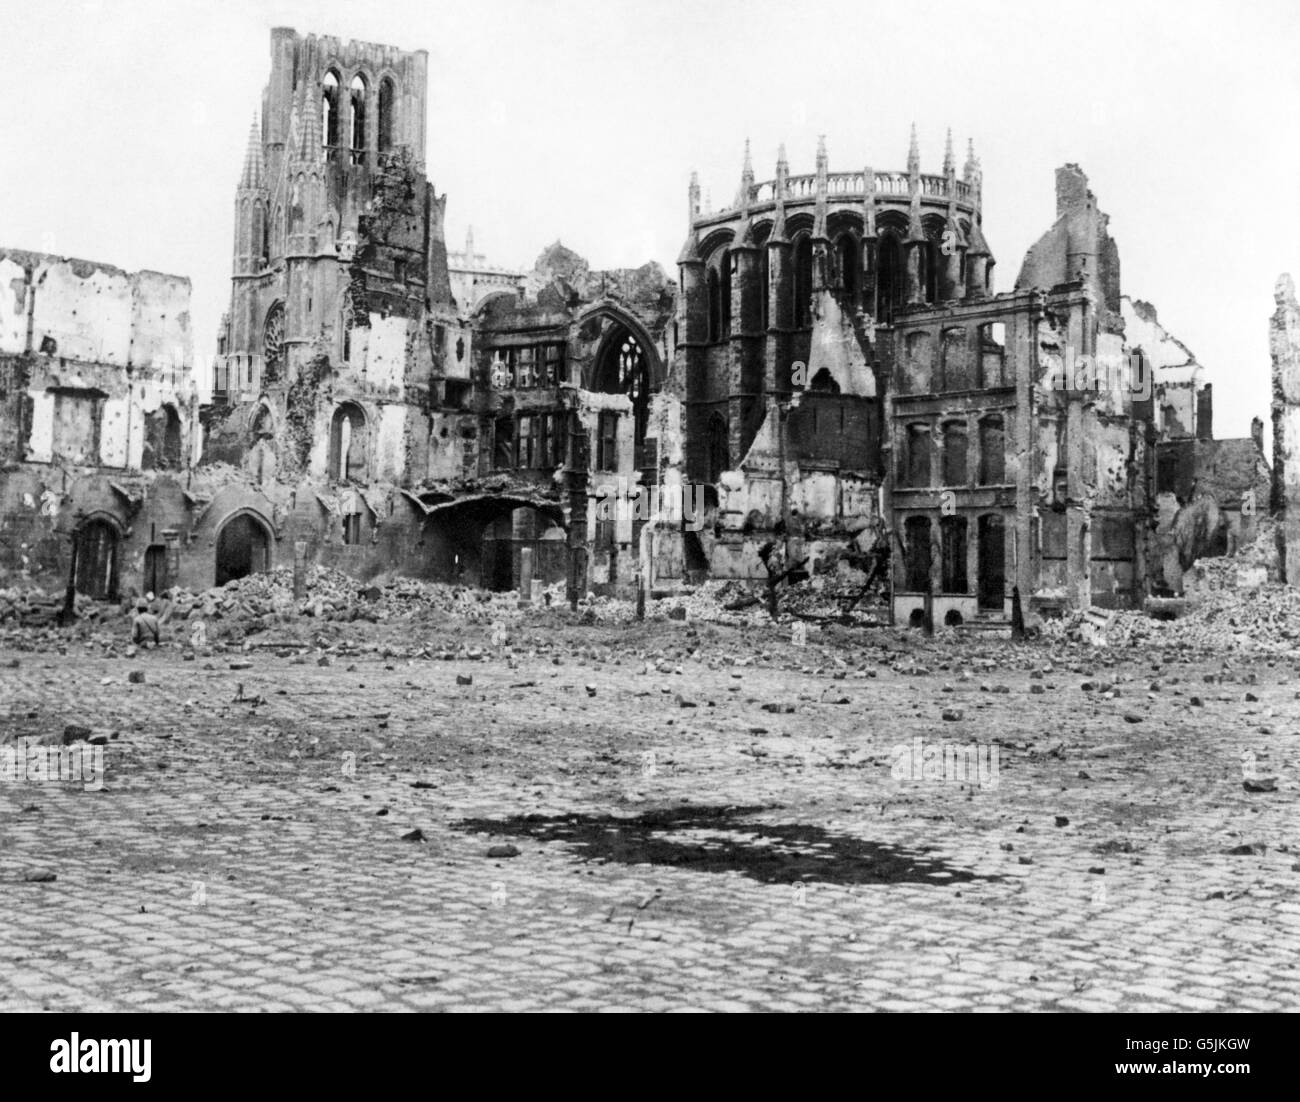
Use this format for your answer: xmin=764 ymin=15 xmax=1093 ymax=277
xmin=903 ymin=422 xmax=932 ymax=488
xmin=759 ymin=248 xmax=770 ymax=330
xmin=792 ymin=234 xmax=813 ymax=328
xmin=876 ymin=234 xmax=903 ymax=324
xmin=544 ymin=412 xmax=567 ymax=467
xmin=940 ymin=515 xmax=968 ymax=594
xmin=903 ymin=516 xmax=932 ymax=593
xmin=349 ymin=74 xmax=367 ymax=164
xmin=323 ymin=70 xmax=341 ymax=150
xmin=837 ymin=234 xmax=859 ymax=304
xmin=941 ymin=421 xmax=967 ymax=485
xmin=706 ymin=412 xmax=729 ymax=483
xmin=394 ymin=258 xmax=406 ymax=285
xmin=342 ymin=511 xmax=363 ymax=545
xmin=706 ymin=268 xmax=721 ymax=343
xmin=329 ymin=402 xmax=367 ymax=482
xmin=597 ymin=411 xmax=619 ymax=472
xmin=978 ymin=414 xmax=1006 ymax=485
xmin=378 ymin=77 xmax=396 ymax=152
xmin=262 ymin=302 xmax=285 ymax=385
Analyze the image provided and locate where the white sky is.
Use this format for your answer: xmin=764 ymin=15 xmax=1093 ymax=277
xmin=3 ymin=0 xmax=1297 ymax=440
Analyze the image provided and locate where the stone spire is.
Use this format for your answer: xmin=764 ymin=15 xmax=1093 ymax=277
xmin=240 ymin=116 xmax=265 ymax=188
xmin=963 ymin=138 xmax=979 ymax=182
xmin=465 ymin=226 xmax=475 ymax=261
xmin=772 ymin=144 xmax=789 ymax=241
xmin=736 ymin=139 xmax=755 ymax=207
xmin=688 ymin=171 xmax=700 ymax=226
xmin=942 ymin=128 xmax=955 ymax=179
xmin=907 ymin=123 xmax=920 ymax=178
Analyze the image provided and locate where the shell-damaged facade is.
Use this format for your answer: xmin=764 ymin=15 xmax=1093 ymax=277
xmin=0 ymin=27 xmax=1267 ymax=623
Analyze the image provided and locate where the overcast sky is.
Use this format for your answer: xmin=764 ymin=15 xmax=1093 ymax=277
xmin=3 ymin=0 xmax=1297 ymax=439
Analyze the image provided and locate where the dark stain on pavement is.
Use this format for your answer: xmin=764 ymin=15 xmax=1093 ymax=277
xmin=456 ymin=804 xmax=1002 ymax=886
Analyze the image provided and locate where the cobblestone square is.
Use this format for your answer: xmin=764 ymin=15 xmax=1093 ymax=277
xmin=3 ymin=616 xmax=1296 ymax=1012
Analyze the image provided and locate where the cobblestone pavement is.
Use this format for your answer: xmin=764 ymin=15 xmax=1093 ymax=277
xmin=2 ymin=617 xmax=1298 ymax=1012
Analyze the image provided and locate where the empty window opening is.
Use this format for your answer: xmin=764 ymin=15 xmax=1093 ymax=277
xmin=494 ymin=415 xmax=516 ymax=469
xmin=378 ymin=77 xmax=396 ymax=152
xmin=349 ymin=74 xmax=367 ymax=163
xmin=597 ymin=411 xmax=619 ymax=472
xmin=595 ymin=329 xmax=652 ymax=470
xmin=904 ymin=516 xmax=932 ymax=593
xmin=978 ymin=415 xmax=1006 ymax=484
xmin=322 ymin=70 xmax=341 ymax=149
xmin=837 ymin=234 xmax=858 ymax=303
xmin=940 ymin=515 xmax=968 ymax=594
xmin=793 ymin=234 xmax=813 ymax=328
xmin=875 ymin=234 xmax=903 ymax=324
xmin=904 ymin=423 xmax=932 ymax=488
xmin=979 ymin=322 xmax=1006 ymax=387
xmin=941 ymin=420 xmax=967 ymax=485
xmin=977 ymin=514 xmax=1006 ymax=610
xmin=329 ymin=402 xmax=367 ymax=482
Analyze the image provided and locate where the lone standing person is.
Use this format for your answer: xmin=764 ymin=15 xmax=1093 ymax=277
xmin=131 ymin=598 xmax=161 ymax=648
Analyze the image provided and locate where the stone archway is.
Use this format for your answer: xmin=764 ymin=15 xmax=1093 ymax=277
xmin=215 ymin=511 xmax=272 ymax=586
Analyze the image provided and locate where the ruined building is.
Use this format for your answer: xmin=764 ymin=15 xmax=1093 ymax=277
xmin=673 ymin=138 xmax=1264 ymax=623
xmin=201 ymin=28 xmax=672 ymax=595
xmin=0 ymin=250 xmax=197 ymax=597
xmin=0 ymin=26 xmax=1270 ymax=612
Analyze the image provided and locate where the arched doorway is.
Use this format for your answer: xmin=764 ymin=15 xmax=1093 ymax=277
xmin=73 ymin=519 xmax=119 ymax=600
xmin=215 ymin=512 xmax=271 ymax=586
xmin=594 ymin=327 xmax=653 ymax=471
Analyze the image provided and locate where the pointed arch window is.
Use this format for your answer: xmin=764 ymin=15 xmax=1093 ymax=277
xmin=322 ymin=71 xmax=341 ymax=148
xmin=706 ymin=268 xmax=721 ymax=343
xmin=876 ymin=233 xmax=903 ymax=324
xmin=706 ymin=412 xmax=729 ymax=483
xmin=793 ymin=234 xmax=813 ymax=328
xmin=596 ymin=328 xmax=653 ymax=470
xmin=262 ymin=302 xmax=285 ymax=385
xmin=719 ymin=250 xmax=732 ymax=340
xmin=378 ymin=77 xmax=396 ymax=152
xmin=837 ymin=234 xmax=859 ymax=304
xmin=349 ymin=74 xmax=367 ymax=164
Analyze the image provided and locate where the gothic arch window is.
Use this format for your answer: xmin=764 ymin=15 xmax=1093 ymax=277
xmin=262 ymin=302 xmax=285 ymax=384
xmin=719 ymin=250 xmax=732 ymax=339
xmin=349 ymin=74 xmax=367 ymax=163
xmin=837 ymin=234 xmax=859 ymax=304
xmin=706 ymin=268 xmax=721 ymax=343
xmin=595 ymin=327 xmax=652 ymax=469
xmin=759 ymin=247 xmax=770 ymax=330
xmin=792 ymin=234 xmax=813 ymax=328
xmin=876 ymin=233 xmax=903 ymax=324
xmin=378 ymin=77 xmax=396 ymax=152
xmin=330 ymin=402 xmax=367 ymax=482
xmin=322 ymin=70 xmax=341 ymax=148
xmin=706 ymin=412 xmax=729 ymax=483
xmin=257 ymin=203 xmax=269 ymax=268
